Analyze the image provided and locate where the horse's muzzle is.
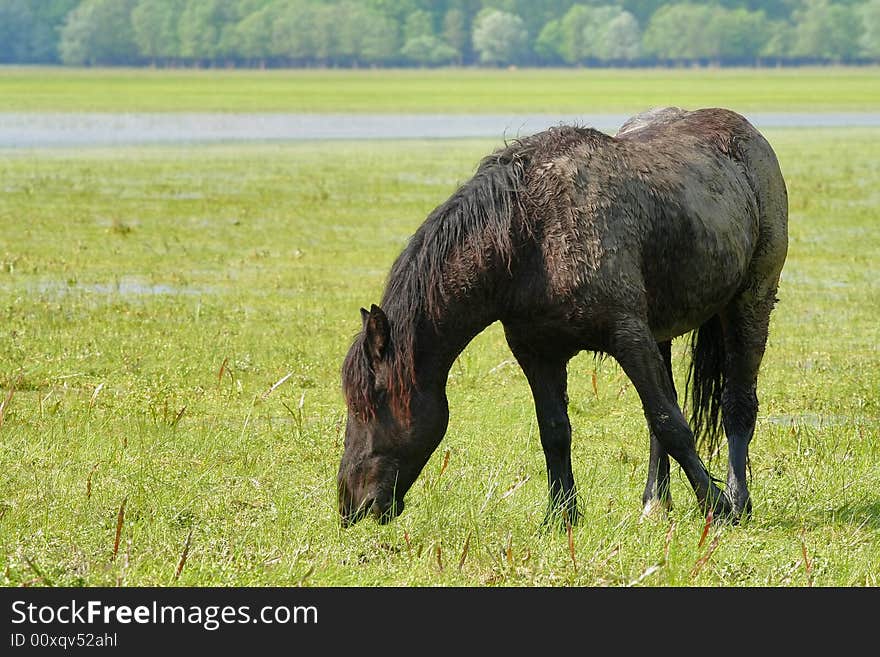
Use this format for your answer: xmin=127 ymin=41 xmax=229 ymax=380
xmin=339 ymin=496 xmax=404 ymax=528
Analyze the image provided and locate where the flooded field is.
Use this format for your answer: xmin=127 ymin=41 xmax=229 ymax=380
xmin=2 ymin=112 xmax=880 ymax=147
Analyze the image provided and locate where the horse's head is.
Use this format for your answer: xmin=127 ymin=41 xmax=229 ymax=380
xmin=338 ymin=304 xmax=448 ymax=528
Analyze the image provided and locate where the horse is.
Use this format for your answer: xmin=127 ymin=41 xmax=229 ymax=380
xmin=338 ymin=107 xmax=788 ymax=529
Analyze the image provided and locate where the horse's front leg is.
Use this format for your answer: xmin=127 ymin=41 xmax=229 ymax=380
xmin=643 ymin=431 xmax=672 ymax=518
xmin=642 ymin=341 xmax=674 ymax=520
xmin=505 ymin=331 xmax=579 ymax=526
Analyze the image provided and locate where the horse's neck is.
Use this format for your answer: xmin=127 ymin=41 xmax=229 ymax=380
xmin=393 ymin=296 xmax=499 ymax=392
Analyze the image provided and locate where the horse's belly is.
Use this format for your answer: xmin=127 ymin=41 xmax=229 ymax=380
xmin=643 ymin=218 xmax=754 ymax=340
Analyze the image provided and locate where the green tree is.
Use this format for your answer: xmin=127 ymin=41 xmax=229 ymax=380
xmin=0 ymin=0 xmax=79 ymax=63
xmin=442 ymin=8 xmax=467 ymax=63
xmin=581 ymin=5 xmax=625 ymax=61
xmin=859 ymin=0 xmax=880 ymax=58
xmin=364 ymin=0 xmax=427 ymax=26
xmin=472 ymin=9 xmax=528 ymax=65
xmin=336 ymin=1 xmax=364 ymax=63
xmin=59 ymin=0 xmax=139 ymax=65
xmin=401 ymin=35 xmax=457 ymax=65
xmin=309 ymin=3 xmax=340 ymax=64
xmin=404 ymin=9 xmax=434 ymax=40
xmin=0 ymin=0 xmax=35 ymax=62
xmin=30 ymin=0 xmax=80 ymax=62
xmin=401 ymin=8 xmax=438 ymax=64
xmin=177 ymin=0 xmax=238 ymax=63
xmin=620 ymin=0 xmax=667 ymax=25
xmin=558 ymin=4 xmax=592 ymax=63
xmin=792 ymin=0 xmax=863 ymax=61
xmin=331 ymin=2 xmax=399 ymax=66
xmin=132 ymin=0 xmax=185 ymax=64
xmin=735 ymin=0 xmax=794 ymax=20
xmin=643 ymin=3 xmax=717 ymax=62
xmin=535 ymin=18 xmax=564 ymax=63
xmin=271 ymin=0 xmax=316 ymax=63
xmin=356 ymin=7 xmax=400 ymax=65
xmin=595 ymin=10 xmax=641 ymax=62
xmin=272 ymin=1 xmax=342 ymax=65
xmin=709 ymin=7 xmax=769 ymax=62
xmin=760 ymin=19 xmax=795 ymax=64
xmin=234 ymin=1 xmax=279 ymax=66
xmin=480 ymin=0 xmax=572 ymax=41
xmin=554 ymin=4 xmax=640 ymax=64
xmin=237 ymin=0 xmax=272 ymax=13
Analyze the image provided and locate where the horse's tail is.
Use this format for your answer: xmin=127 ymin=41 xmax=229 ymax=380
xmin=685 ymin=314 xmax=725 ymax=459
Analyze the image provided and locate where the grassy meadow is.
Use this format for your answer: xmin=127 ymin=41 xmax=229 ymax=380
xmin=0 ymin=68 xmax=878 ymax=587
xmin=1 ymin=66 xmax=879 ymax=113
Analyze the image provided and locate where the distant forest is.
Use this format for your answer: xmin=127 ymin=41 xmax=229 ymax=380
xmin=1 ymin=0 xmax=879 ymax=67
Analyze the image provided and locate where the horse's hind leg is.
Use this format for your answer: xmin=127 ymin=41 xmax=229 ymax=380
xmin=504 ymin=329 xmax=579 ymax=526
xmin=641 ymin=340 xmax=674 ymax=519
xmin=612 ymin=319 xmax=728 ymax=516
xmin=720 ymin=289 xmax=778 ymax=520
xmin=720 ymin=134 xmax=787 ymax=520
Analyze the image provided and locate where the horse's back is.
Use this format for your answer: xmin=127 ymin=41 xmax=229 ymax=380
xmin=627 ymin=107 xmax=788 ymax=289
xmin=614 ymin=106 xmax=690 ymax=138
xmin=615 ymin=107 xmax=787 ymax=241
xmin=514 ymin=108 xmax=788 ymax=346
xmin=614 ymin=108 xmax=787 ymax=335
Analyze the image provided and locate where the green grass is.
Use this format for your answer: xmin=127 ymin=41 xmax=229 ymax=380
xmin=0 ymin=128 xmax=878 ymax=587
xmin=1 ymin=66 xmax=879 ymax=113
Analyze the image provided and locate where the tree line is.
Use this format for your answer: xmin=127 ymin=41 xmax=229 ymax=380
xmin=1 ymin=0 xmax=879 ymax=68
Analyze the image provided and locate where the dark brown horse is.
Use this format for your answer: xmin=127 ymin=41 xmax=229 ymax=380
xmin=338 ymin=107 xmax=788 ymax=528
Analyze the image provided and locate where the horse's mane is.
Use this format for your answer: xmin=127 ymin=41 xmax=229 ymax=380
xmin=342 ymin=125 xmax=605 ymax=422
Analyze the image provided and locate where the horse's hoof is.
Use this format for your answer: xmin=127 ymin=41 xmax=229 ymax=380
xmin=639 ymin=497 xmax=672 ymax=523
xmin=701 ymin=487 xmax=732 ymax=520
xmin=730 ymin=495 xmax=752 ymax=525
xmin=543 ymin=505 xmax=580 ymax=531
xmin=707 ymin=491 xmax=751 ymax=525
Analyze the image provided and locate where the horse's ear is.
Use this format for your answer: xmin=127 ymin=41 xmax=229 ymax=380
xmin=362 ymin=304 xmax=390 ymax=362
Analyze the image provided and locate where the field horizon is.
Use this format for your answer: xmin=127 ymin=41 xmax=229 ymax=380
xmin=1 ymin=65 xmax=879 ymax=114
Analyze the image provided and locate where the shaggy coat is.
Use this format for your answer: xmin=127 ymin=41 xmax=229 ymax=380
xmin=340 ymin=107 xmax=788 ymax=527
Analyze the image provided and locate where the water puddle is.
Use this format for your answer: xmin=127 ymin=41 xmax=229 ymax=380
xmin=762 ymin=413 xmax=851 ymax=428
xmin=24 ymin=277 xmax=208 ymax=298
xmin=2 ymin=112 xmax=879 ymax=148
